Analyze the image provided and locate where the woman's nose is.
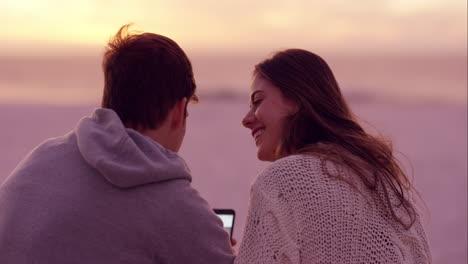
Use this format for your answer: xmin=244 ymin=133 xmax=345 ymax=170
xmin=242 ymin=110 xmax=255 ymax=129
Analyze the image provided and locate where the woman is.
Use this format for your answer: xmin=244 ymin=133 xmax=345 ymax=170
xmin=236 ymin=49 xmax=431 ymax=263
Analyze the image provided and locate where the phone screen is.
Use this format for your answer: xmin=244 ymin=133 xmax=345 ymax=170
xmin=214 ymin=209 xmax=235 ymax=238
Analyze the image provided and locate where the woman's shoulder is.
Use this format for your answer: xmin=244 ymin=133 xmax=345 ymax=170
xmin=264 ymin=154 xmax=321 ymax=172
xmin=253 ymin=153 xmax=361 ymax=200
xmin=254 ymin=154 xmax=332 ymax=192
xmin=258 ymin=153 xmax=341 ymax=181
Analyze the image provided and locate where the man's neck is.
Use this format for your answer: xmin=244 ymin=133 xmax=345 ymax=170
xmin=139 ymin=126 xmax=177 ymax=152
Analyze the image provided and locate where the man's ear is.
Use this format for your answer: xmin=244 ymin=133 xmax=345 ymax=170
xmin=170 ymin=97 xmax=187 ymax=129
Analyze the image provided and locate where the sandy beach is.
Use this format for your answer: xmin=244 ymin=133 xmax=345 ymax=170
xmin=0 ymin=97 xmax=466 ymax=263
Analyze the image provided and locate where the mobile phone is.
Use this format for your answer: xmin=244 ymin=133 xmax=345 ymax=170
xmin=214 ymin=209 xmax=235 ymax=239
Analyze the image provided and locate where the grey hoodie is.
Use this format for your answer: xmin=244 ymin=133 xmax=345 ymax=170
xmin=0 ymin=108 xmax=235 ymax=263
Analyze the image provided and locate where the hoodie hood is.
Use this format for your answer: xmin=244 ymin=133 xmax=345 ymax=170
xmin=75 ymin=108 xmax=191 ymax=188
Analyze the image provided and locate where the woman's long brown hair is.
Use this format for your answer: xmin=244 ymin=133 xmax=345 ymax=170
xmin=255 ymin=49 xmax=416 ymax=229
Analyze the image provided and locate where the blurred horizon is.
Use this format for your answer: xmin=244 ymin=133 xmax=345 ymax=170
xmin=2 ymin=0 xmax=467 ymax=105
xmin=1 ymin=50 xmax=466 ymax=105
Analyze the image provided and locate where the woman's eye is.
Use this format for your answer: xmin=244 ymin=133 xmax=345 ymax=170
xmin=252 ymin=99 xmax=263 ymax=106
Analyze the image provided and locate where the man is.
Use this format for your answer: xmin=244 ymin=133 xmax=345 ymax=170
xmin=0 ymin=25 xmax=235 ymax=263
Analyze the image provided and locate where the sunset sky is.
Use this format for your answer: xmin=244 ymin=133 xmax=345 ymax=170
xmin=3 ymin=0 xmax=467 ymax=55
xmin=1 ymin=0 xmax=466 ymax=105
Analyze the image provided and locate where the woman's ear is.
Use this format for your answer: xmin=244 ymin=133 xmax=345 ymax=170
xmin=286 ymin=99 xmax=299 ymax=115
xmin=171 ymin=97 xmax=188 ymax=129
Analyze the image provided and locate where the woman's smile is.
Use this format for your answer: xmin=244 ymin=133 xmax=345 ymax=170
xmin=252 ymin=127 xmax=265 ymax=144
xmin=242 ymin=75 xmax=296 ymax=161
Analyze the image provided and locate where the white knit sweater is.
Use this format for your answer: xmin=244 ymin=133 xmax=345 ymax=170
xmin=235 ymin=154 xmax=431 ymax=264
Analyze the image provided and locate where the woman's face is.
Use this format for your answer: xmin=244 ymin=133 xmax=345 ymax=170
xmin=242 ymin=74 xmax=296 ymax=162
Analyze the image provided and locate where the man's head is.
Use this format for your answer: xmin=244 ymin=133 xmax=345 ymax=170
xmin=101 ymin=24 xmax=198 ymax=152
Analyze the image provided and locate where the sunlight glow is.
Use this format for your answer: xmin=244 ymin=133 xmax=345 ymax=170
xmin=2 ymin=0 xmax=466 ymax=54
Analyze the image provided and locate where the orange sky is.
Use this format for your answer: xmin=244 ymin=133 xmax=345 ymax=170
xmin=2 ymin=0 xmax=467 ymax=55
xmin=1 ymin=0 xmax=466 ymax=105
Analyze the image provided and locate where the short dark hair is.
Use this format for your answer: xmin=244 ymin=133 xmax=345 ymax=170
xmin=101 ymin=24 xmax=198 ymax=130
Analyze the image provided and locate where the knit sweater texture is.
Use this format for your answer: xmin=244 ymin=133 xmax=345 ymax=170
xmin=0 ymin=108 xmax=235 ymax=264
xmin=235 ymin=154 xmax=431 ymax=264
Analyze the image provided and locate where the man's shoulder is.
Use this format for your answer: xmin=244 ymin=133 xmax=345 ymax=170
xmin=18 ymin=132 xmax=77 ymax=166
xmin=2 ymin=132 xmax=78 ymax=186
